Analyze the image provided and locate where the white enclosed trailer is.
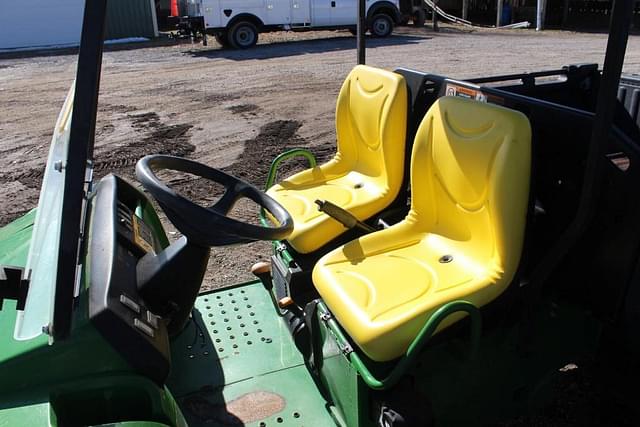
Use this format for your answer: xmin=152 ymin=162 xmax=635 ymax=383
xmin=172 ymin=0 xmax=402 ymax=48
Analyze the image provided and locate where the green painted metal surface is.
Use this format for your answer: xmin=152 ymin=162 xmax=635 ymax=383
xmin=0 ymin=210 xmax=50 ymax=381
xmin=168 ymin=282 xmax=337 ymax=427
xmin=0 ymin=401 xmax=55 ymax=427
xmin=0 ymin=209 xmax=35 ymax=267
xmin=169 ymin=282 xmax=304 ymax=396
xmin=0 ymin=376 xmax=186 ymax=427
xmin=0 ymin=210 xmax=184 ymax=427
xmin=316 ymin=303 xmax=369 ymax=427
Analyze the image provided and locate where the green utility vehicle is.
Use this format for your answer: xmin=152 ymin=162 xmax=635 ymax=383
xmin=1 ymin=0 xmax=639 ymax=426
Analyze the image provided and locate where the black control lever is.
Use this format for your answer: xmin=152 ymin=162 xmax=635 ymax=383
xmin=315 ymin=199 xmax=376 ymax=233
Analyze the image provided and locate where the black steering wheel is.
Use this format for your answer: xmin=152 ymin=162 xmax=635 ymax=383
xmin=136 ymin=155 xmax=293 ymax=246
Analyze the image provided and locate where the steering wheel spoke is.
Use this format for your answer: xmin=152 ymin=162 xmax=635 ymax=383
xmin=210 ymin=187 xmax=240 ymax=214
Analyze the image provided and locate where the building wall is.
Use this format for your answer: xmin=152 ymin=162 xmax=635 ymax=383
xmin=0 ymin=0 xmax=85 ymax=50
xmin=0 ymin=0 xmax=157 ymax=51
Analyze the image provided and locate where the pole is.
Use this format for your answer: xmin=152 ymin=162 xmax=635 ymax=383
xmin=462 ymin=0 xmax=469 ymax=21
xmin=432 ymin=0 xmax=439 ymax=32
xmin=562 ymin=0 xmax=570 ymax=28
xmin=496 ymin=0 xmax=503 ymax=27
xmin=357 ymin=0 xmax=365 ymax=65
xmin=536 ymin=0 xmax=543 ymax=30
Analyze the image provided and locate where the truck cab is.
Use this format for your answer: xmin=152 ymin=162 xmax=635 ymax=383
xmin=173 ymin=0 xmax=401 ymax=48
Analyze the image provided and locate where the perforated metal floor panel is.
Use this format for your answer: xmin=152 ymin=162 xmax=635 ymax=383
xmin=168 ymin=281 xmax=337 ymax=427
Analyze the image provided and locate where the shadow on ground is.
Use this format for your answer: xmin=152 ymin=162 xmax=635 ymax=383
xmin=185 ymin=34 xmax=428 ymax=61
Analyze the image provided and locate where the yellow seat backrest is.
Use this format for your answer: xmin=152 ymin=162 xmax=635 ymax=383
xmin=330 ymin=65 xmax=407 ymax=191
xmin=411 ymin=96 xmax=531 ymax=287
xmin=311 ymin=96 xmax=531 ymax=361
xmin=266 ymin=65 xmax=407 ymax=254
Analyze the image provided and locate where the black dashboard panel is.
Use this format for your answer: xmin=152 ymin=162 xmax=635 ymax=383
xmin=87 ymin=175 xmax=171 ymax=385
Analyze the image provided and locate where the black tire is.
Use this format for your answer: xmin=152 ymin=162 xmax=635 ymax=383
xmin=215 ymin=33 xmax=231 ymax=48
xmin=370 ymin=13 xmax=393 ymax=37
xmin=228 ymin=21 xmax=259 ymax=49
xmin=412 ymin=8 xmax=426 ymax=27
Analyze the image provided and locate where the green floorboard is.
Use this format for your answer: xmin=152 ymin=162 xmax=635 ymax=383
xmin=168 ymin=282 xmax=337 ymax=427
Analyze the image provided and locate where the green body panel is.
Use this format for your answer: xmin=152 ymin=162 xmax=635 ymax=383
xmin=0 ymin=210 xmax=50 ymax=382
xmin=0 ymin=376 xmax=186 ymax=427
xmin=0 ymin=208 xmax=130 ymax=395
xmin=0 ymin=402 xmax=55 ymax=427
xmin=0 ymin=209 xmax=35 ymax=267
xmin=167 ymin=282 xmax=337 ymax=427
xmin=316 ymin=305 xmax=369 ymax=427
xmin=0 ymin=212 xmax=185 ymax=427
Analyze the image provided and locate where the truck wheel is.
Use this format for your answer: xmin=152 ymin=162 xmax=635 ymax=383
xmin=215 ymin=33 xmax=231 ymax=48
xmin=412 ymin=9 xmax=426 ymax=27
xmin=228 ymin=21 xmax=259 ymax=49
xmin=370 ymin=14 xmax=393 ymax=37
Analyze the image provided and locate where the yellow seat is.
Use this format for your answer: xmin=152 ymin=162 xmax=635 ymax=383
xmin=313 ymin=96 xmax=531 ymax=361
xmin=266 ymin=65 xmax=407 ymax=254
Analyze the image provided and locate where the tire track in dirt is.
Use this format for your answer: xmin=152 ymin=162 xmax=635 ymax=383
xmin=0 ymin=110 xmax=195 ymax=226
xmin=169 ymin=119 xmax=334 ymax=210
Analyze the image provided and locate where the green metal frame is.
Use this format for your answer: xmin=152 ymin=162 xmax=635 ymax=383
xmin=318 ymin=300 xmax=482 ymax=390
xmin=259 ymin=148 xmax=317 ymax=229
xmin=259 ymin=148 xmax=318 ymax=271
xmin=264 ymin=148 xmax=317 ymax=191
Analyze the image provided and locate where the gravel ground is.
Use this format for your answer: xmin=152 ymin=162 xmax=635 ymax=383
xmin=0 ymin=24 xmax=639 ymax=290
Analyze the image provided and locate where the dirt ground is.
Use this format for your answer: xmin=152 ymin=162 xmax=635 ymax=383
xmin=1 ymin=25 xmax=639 ymax=291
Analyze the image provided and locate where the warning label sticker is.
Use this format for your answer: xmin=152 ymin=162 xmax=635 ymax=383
xmin=445 ymin=84 xmax=487 ymax=102
xmin=444 ymin=83 xmax=505 ymax=105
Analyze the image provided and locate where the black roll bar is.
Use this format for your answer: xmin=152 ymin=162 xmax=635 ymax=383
xmin=357 ymin=0 xmax=366 ymax=64
xmin=528 ymin=0 xmax=634 ymax=295
xmin=53 ymin=0 xmax=108 ymax=339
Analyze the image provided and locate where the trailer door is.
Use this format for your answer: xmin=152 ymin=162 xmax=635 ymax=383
xmin=291 ymin=0 xmax=311 ymax=24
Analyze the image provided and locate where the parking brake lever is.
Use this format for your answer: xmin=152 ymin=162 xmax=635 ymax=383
xmin=315 ymin=199 xmax=376 ymax=233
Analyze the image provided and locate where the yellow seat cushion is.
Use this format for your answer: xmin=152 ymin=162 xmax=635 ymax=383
xmin=267 ymin=65 xmax=407 ymax=254
xmin=313 ymin=96 xmax=532 ymax=361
